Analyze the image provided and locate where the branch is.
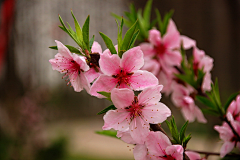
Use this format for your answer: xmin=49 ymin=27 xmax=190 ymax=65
xmin=186 ymin=149 xmax=240 ymax=158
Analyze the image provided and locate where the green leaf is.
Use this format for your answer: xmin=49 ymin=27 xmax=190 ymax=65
xmin=120 ymin=20 xmax=138 ymax=57
xmin=180 ymin=121 xmax=188 ymax=144
xmin=89 ymin=35 xmax=95 ymax=50
xmin=171 ymin=116 xmax=180 ymax=143
xmin=129 ymin=30 xmax=140 ymax=49
xmin=95 ymin=130 xmax=118 ymax=138
xmin=196 ymin=95 xmax=216 ymax=109
xmin=82 ymin=16 xmax=90 ymax=51
xmin=71 ymin=11 xmax=83 ymax=43
xmin=201 ymin=108 xmax=219 ymax=116
xmin=143 ymin=0 xmax=152 ymax=25
xmin=97 ymin=105 xmax=117 ymax=115
xmin=224 ymin=92 xmax=239 ymax=111
xmin=99 ymin=32 xmax=117 ymax=55
xmin=183 ymin=134 xmax=191 ymax=148
xmin=97 ymin=91 xmax=111 ymax=101
xmin=49 ymin=45 xmax=82 ymax=55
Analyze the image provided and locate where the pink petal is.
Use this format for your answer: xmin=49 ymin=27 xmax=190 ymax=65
xmin=140 ymin=42 xmax=155 ymax=57
xmin=220 ymin=141 xmax=235 ymax=158
xmin=214 ymin=124 xmax=233 ymax=141
xmin=138 ymin=85 xmax=163 ymax=105
xmin=90 ymin=75 xmax=116 ymax=98
xmin=72 ymin=53 xmax=89 ymax=71
xmin=162 ymin=50 xmax=182 ymax=67
xmin=55 ymin=40 xmax=72 ymax=59
xmin=180 ymin=35 xmax=196 ymax=49
xmin=185 ymin=151 xmax=201 ymax=160
xmin=130 ymin=70 xmax=159 ymax=91
xmin=165 ymin=145 xmax=183 ymax=160
xmin=70 ymin=73 xmax=84 ymax=92
xmin=148 ymin=29 xmax=161 ymax=46
xmin=111 ymin=88 xmax=134 ymax=109
xmin=202 ymin=72 xmax=212 ymax=92
xmin=193 ymin=47 xmax=205 ymax=63
xmin=130 ymin=116 xmax=150 ymax=144
xmin=121 ymin=46 xmax=144 ymax=72
xmin=194 ymin=106 xmax=207 ymax=123
xmin=84 ymin=67 xmax=101 ymax=83
xmin=158 ymin=71 xmax=173 ymax=95
xmin=102 ymin=109 xmax=131 ymax=131
xmin=141 ymin=58 xmax=160 ymax=76
xmin=146 ymin=131 xmax=172 ymax=157
xmin=181 ymin=103 xmax=196 ymax=122
xmin=99 ymin=53 xmax=121 ymax=76
xmin=142 ymin=103 xmax=171 ymax=124
xmin=117 ymin=131 xmax=135 ymax=144
xmin=49 ymin=53 xmax=64 ymax=71
xmin=79 ymin=73 xmax=91 ymax=93
xmin=91 ymin=41 xmax=102 ymax=53
xmin=163 ymin=19 xmax=180 ymax=49
xmin=133 ymin=144 xmax=148 ymax=160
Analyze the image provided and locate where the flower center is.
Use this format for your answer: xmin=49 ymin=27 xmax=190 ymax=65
xmin=155 ymin=43 xmax=166 ymax=56
xmin=62 ymin=59 xmax=82 ymax=85
xmin=161 ymin=155 xmax=175 ymax=160
xmin=112 ymin=69 xmax=133 ymax=87
xmin=125 ymin=96 xmax=143 ymax=119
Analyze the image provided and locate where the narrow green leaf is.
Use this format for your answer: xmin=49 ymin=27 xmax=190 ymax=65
xmin=196 ymin=95 xmax=216 ymax=109
xmin=180 ymin=121 xmax=189 ymax=144
xmin=71 ymin=11 xmax=83 ymax=43
xmin=49 ymin=45 xmax=82 ymax=55
xmin=111 ymin=13 xmax=132 ymax=28
xmin=183 ymin=134 xmax=191 ymax=148
xmin=121 ymin=20 xmax=138 ymax=57
xmin=89 ymin=35 xmax=95 ymax=50
xmin=95 ymin=130 xmax=118 ymax=138
xmin=99 ymin=32 xmax=117 ymax=55
xmin=82 ymin=16 xmax=90 ymax=51
xmin=97 ymin=105 xmax=117 ymax=115
xmin=143 ymin=0 xmax=152 ymax=25
xmin=201 ymin=108 xmax=219 ymax=116
xmin=155 ymin=9 xmax=163 ymax=33
xmin=97 ymin=91 xmax=111 ymax=101
xmin=165 ymin=120 xmax=172 ymax=133
xmin=129 ymin=30 xmax=140 ymax=48
xmin=171 ymin=117 xmax=180 ymax=143
xmin=224 ymin=92 xmax=239 ymax=111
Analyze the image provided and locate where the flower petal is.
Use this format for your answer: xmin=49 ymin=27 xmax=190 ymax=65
xmin=117 ymin=131 xmax=135 ymax=144
xmin=180 ymin=35 xmax=196 ymax=49
xmin=142 ymin=103 xmax=171 ymax=124
xmin=111 ymin=88 xmax=134 ymax=109
xmin=84 ymin=67 xmax=101 ymax=83
xmin=165 ymin=145 xmax=183 ymax=160
xmin=185 ymin=151 xmax=201 ymax=160
xmin=91 ymin=41 xmax=102 ymax=53
xmin=90 ymin=75 xmax=116 ymax=98
xmin=130 ymin=116 xmax=150 ymax=144
xmin=55 ymin=40 xmax=72 ymax=59
xmin=146 ymin=131 xmax=171 ymax=157
xmin=138 ymin=85 xmax=163 ymax=105
xmin=133 ymin=144 xmax=148 ymax=160
xmin=163 ymin=19 xmax=180 ymax=49
xmin=148 ymin=29 xmax=161 ymax=46
xmin=130 ymin=70 xmax=159 ymax=91
xmin=140 ymin=42 xmax=155 ymax=57
xmin=220 ymin=141 xmax=235 ymax=158
xmin=99 ymin=53 xmax=121 ymax=76
xmin=102 ymin=109 xmax=131 ymax=131
xmin=121 ymin=46 xmax=144 ymax=72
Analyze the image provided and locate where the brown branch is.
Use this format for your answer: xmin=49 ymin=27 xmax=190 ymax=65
xmin=185 ymin=149 xmax=240 ymax=158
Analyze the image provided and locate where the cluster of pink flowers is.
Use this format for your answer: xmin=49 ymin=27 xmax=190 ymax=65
xmin=139 ymin=19 xmax=213 ymax=123
xmin=214 ymin=95 xmax=240 ymax=157
xmin=49 ymin=12 xmax=240 ymax=159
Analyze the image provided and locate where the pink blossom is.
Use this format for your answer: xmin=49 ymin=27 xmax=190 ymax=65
xmin=144 ymin=131 xmax=184 ymax=160
xmin=193 ymin=47 xmax=213 ymax=92
xmin=227 ymin=95 xmax=240 ymax=122
xmin=49 ymin=40 xmax=90 ymax=92
xmin=140 ymin=20 xmax=182 ymax=74
xmin=185 ymin=151 xmax=206 ymax=160
xmin=171 ymin=83 xmax=207 ymax=123
xmin=102 ymin=85 xmax=171 ymax=144
xmin=214 ymin=122 xmax=240 ymax=157
xmin=90 ymin=46 xmax=159 ymax=98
